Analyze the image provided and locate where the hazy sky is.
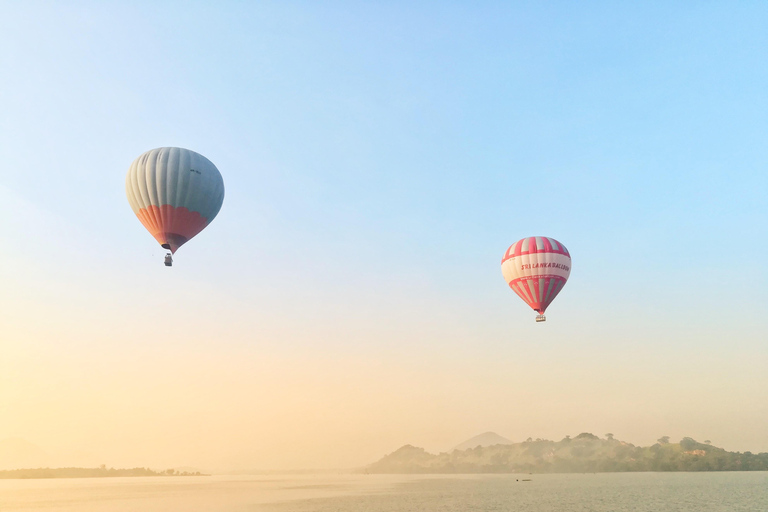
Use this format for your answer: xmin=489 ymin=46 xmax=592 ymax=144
xmin=1 ymin=2 xmax=767 ymax=471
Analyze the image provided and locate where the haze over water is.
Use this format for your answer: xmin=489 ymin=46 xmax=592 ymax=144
xmin=2 ymin=473 xmax=767 ymax=512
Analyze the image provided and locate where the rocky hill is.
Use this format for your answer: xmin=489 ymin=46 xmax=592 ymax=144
xmin=453 ymin=432 xmax=513 ymax=451
xmin=367 ymin=434 xmax=768 ymax=473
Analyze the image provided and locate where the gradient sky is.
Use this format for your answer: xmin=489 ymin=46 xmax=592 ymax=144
xmin=1 ymin=1 xmax=767 ymax=471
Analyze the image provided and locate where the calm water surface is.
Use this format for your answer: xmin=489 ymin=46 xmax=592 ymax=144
xmin=1 ymin=472 xmax=766 ymax=512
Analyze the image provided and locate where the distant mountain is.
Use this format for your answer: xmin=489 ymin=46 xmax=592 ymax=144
xmin=366 ymin=433 xmax=768 ymax=473
xmin=0 ymin=438 xmax=51 ymax=470
xmin=453 ymin=432 xmax=512 ymax=451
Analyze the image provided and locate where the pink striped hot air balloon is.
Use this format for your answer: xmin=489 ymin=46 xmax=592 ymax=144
xmin=501 ymin=236 xmax=571 ymax=322
xmin=126 ymin=147 xmax=225 ymax=266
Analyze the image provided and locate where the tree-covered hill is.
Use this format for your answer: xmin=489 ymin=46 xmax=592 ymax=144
xmin=366 ymin=434 xmax=768 ymax=473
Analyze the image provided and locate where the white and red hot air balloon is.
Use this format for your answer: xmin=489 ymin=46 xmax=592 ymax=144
xmin=126 ymin=147 xmax=225 ymax=266
xmin=501 ymin=236 xmax=571 ymax=322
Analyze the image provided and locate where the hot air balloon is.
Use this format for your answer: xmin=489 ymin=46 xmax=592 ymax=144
xmin=501 ymin=236 xmax=571 ymax=322
xmin=126 ymin=147 xmax=225 ymax=266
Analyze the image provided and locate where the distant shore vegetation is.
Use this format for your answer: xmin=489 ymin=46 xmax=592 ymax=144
xmin=367 ymin=434 xmax=768 ymax=473
xmin=0 ymin=465 xmax=207 ymax=479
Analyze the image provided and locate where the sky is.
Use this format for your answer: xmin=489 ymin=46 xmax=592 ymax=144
xmin=1 ymin=1 xmax=767 ymax=471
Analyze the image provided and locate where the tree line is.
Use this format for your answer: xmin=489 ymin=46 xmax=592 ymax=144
xmin=0 ymin=465 xmax=206 ymax=479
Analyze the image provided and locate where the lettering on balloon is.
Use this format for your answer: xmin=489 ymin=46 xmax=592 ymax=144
xmin=520 ymin=263 xmax=570 ymax=271
xmin=189 ymin=169 xmax=202 ymax=175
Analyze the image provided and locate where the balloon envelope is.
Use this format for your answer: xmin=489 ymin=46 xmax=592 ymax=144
xmin=501 ymin=236 xmax=571 ymax=315
xmin=126 ymin=147 xmax=225 ymax=253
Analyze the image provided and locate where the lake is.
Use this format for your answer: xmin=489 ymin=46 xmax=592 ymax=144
xmin=1 ymin=472 xmax=767 ymax=511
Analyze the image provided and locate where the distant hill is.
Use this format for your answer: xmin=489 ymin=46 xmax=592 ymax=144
xmin=0 ymin=438 xmax=51 ymax=470
xmin=453 ymin=432 xmax=512 ymax=451
xmin=367 ymin=434 xmax=768 ymax=473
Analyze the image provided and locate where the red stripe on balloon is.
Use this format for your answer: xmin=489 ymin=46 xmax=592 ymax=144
xmin=501 ymin=237 xmax=569 ymax=264
xmin=509 ymin=275 xmax=568 ymax=314
xmin=135 ymin=205 xmax=210 ymax=253
xmin=510 ymin=277 xmax=538 ymax=311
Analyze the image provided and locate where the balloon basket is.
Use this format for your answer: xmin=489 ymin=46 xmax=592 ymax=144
xmin=164 ymin=253 xmax=173 ymax=267
xmin=535 ymin=314 xmax=546 ymax=322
